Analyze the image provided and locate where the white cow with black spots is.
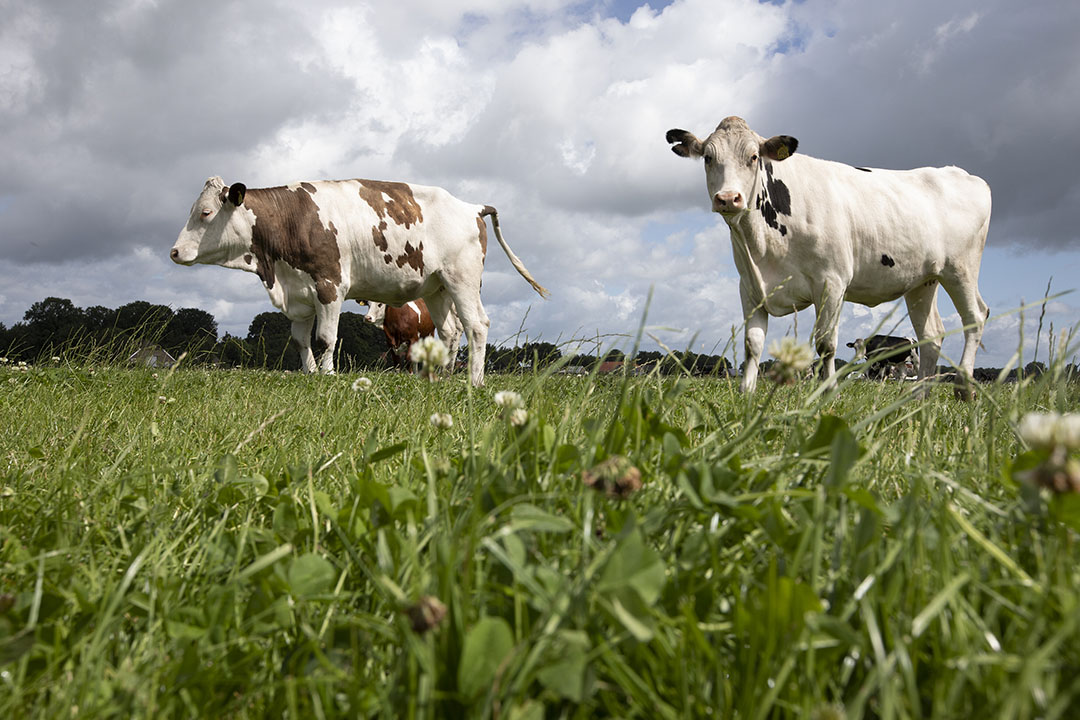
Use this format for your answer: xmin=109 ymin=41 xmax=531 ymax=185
xmin=667 ymin=116 xmax=991 ymax=398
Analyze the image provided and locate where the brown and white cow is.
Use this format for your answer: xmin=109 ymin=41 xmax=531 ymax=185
xmin=172 ymin=177 xmax=548 ymax=385
xmin=363 ymin=299 xmax=460 ymax=369
xmin=667 ymin=117 xmax=991 ymax=398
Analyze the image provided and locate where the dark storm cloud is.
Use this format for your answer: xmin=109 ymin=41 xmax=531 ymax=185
xmin=0 ymin=0 xmax=355 ymax=264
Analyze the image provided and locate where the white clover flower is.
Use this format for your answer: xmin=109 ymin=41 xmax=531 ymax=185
xmin=767 ymin=337 xmax=815 ymax=385
xmin=0 ymin=358 xmax=8 ymax=364
xmin=17 ymin=361 xmax=27 ymax=367
xmin=6 ymin=378 xmax=15 ymax=385
xmin=1019 ymin=412 xmax=1080 ymax=452
xmin=157 ymin=396 xmax=175 ymax=405
xmin=409 ymin=337 xmax=450 ymax=368
xmin=51 ymin=356 xmax=60 ymax=363
xmin=351 ymin=377 xmax=373 ymax=392
xmin=509 ymin=408 xmax=529 ymax=426
xmin=429 ymin=412 xmax=453 ymax=429
xmin=494 ymin=390 xmax=523 ymax=409
xmin=769 ymin=337 xmax=814 ymax=372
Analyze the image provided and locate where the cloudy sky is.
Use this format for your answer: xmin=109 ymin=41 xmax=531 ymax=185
xmin=2 ymin=0 xmax=1078 ymax=368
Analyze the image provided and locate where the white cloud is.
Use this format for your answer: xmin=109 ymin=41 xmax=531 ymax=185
xmin=0 ymin=0 xmax=1078 ymax=372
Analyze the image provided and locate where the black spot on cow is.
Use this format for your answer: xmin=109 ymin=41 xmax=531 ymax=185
xmin=300 ymin=182 xmax=317 ymax=193
xmin=764 ymin=162 xmax=792 ymax=216
xmin=312 ymin=336 xmax=329 ymax=355
xmin=855 ymin=167 xmax=872 ymax=173
xmin=881 ymin=254 xmax=895 ymax=267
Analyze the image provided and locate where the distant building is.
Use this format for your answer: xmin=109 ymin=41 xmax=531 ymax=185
xmin=128 ymin=346 xmax=175 ymax=368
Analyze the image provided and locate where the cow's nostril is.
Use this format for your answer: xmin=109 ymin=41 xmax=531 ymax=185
xmin=170 ymin=248 xmax=179 ymax=259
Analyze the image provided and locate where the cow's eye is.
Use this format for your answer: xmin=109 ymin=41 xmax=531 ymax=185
xmin=200 ymin=208 xmax=213 ymax=218
xmin=749 ymin=154 xmax=759 ymax=166
xmin=703 ymin=155 xmax=713 ymax=166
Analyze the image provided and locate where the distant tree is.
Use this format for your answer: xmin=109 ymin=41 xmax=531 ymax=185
xmin=521 ymin=341 xmax=561 ymax=368
xmin=634 ymin=350 xmax=663 ymax=373
xmin=210 ymin=333 xmax=250 ymax=367
xmin=163 ymin=307 xmax=218 ymax=360
xmin=112 ymin=301 xmax=174 ymax=352
xmin=246 ymin=312 xmax=299 ymax=370
xmin=336 ymin=311 xmax=388 ymax=370
xmin=83 ymin=305 xmax=115 ymax=341
xmin=566 ymin=353 xmax=597 ymax=370
xmin=16 ymin=297 xmax=87 ymax=358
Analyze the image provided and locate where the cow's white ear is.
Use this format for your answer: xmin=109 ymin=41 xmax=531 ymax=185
xmin=227 ymin=183 xmax=247 ymax=206
xmin=666 ymin=128 xmax=704 ymax=158
xmin=761 ymin=135 xmax=798 ymax=161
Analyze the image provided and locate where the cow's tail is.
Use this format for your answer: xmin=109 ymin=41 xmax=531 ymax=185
xmin=481 ymin=206 xmax=550 ymax=298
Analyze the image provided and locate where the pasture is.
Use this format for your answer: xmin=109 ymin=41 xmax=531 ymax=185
xmin=1 ymin=348 xmax=1079 ymax=718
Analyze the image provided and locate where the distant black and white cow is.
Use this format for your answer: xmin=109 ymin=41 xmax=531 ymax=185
xmin=666 ymin=116 xmax=991 ymax=398
xmin=847 ymin=335 xmax=919 ymax=381
xmin=363 ymin=299 xmax=462 ymax=369
xmin=172 ymin=177 xmax=548 ymax=385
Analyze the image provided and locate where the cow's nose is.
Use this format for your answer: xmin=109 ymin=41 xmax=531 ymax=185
xmin=714 ymin=191 xmax=745 ymax=212
xmin=170 ymin=248 xmax=179 ymax=261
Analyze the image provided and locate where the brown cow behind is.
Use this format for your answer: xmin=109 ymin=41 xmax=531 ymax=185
xmin=364 ymin=300 xmax=437 ymax=368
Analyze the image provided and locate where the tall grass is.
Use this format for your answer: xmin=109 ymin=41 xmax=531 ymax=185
xmin=1 ymin=331 xmax=1079 ymax=718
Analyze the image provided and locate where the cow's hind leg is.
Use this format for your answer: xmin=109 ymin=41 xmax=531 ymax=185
xmin=904 ymin=281 xmax=944 ymax=391
xmin=425 ymin=290 xmax=463 ymax=373
xmin=940 ymin=273 xmax=988 ymax=401
xmin=812 ymin=287 xmax=844 ymax=387
xmin=289 ymin=314 xmax=317 ymax=373
xmin=313 ymin=301 xmax=343 ymax=374
xmin=444 ymin=286 xmax=489 ymax=387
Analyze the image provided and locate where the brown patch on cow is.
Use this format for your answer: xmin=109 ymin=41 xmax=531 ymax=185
xmin=395 ymin=241 xmax=424 ymax=274
xmin=383 ymin=253 xmax=393 ymax=264
xmin=243 ymin=185 xmax=343 ymax=304
xmin=372 ymin=221 xmax=389 ymax=252
xmin=243 ymin=254 xmax=253 ymax=265
xmin=300 ymin=182 xmax=317 ymax=194
xmin=357 ymin=180 xmax=424 ymax=228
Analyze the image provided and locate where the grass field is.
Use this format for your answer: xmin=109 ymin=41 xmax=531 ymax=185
xmin=2 ymin=342 xmax=1080 ymax=718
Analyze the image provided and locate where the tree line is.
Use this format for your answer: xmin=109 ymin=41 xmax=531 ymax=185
xmin=1 ymin=297 xmax=1072 ymax=380
xmin=0 ymin=297 xmax=743 ymax=375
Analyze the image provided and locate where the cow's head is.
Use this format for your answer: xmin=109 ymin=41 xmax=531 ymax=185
xmin=363 ymin=301 xmax=387 ymax=328
xmin=171 ymin=177 xmax=254 ymax=268
xmin=666 ymin=116 xmax=797 ymax=217
xmin=846 ymin=338 xmax=867 ymax=360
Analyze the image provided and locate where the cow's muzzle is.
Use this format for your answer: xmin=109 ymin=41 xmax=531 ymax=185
xmin=712 ymin=191 xmax=745 ymax=215
xmin=170 ymin=247 xmax=195 ymax=265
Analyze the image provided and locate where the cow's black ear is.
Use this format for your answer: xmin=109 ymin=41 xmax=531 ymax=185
xmin=227 ymin=183 xmax=247 ymax=206
xmin=761 ymin=135 xmax=798 ymax=161
xmin=666 ymin=128 xmax=703 ymax=158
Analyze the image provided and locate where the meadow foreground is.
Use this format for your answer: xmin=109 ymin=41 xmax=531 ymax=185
xmin=1 ymin=359 xmax=1079 ymax=718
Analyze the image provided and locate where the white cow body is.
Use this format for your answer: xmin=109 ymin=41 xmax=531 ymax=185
xmin=172 ymin=177 xmax=547 ymax=385
xmin=667 ymin=117 xmax=990 ymax=397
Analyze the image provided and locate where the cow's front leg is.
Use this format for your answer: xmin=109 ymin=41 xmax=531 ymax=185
xmin=313 ymin=301 xmax=343 ymax=374
xmin=813 ymin=288 xmax=843 ymax=386
xmin=290 ymin=315 xmax=317 ymax=373
xmin=740 ymin=283 xmax=768 ymax=393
